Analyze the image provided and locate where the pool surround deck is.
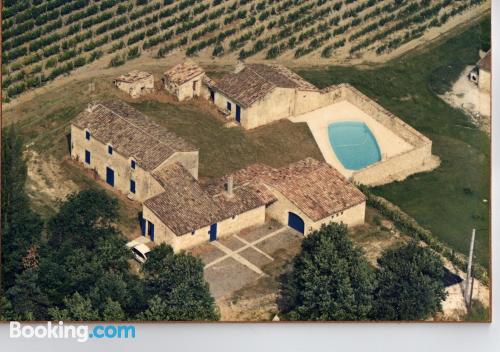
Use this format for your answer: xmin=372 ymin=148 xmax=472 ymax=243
xmin=292 ymin=101 xmax=413 ymax=177
xmin=290 ymin=84 xmax=438 ymax=186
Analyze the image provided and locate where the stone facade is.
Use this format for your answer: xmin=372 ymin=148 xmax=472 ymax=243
xmin=71 ymin=124 xmax=198 ymax=202
xmin=113 ymin=71 xmax=154 ymax=98
xmin=163 ymin=60 xmax=205 ymax=101
xmin=143 ymin=205 xmax=266 ymax=251
xmin=264 ymin=186 xmax=365 ymax=235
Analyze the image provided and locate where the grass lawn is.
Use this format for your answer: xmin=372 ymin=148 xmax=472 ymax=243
xmin=297 ymin=17 xmax=490 ymax=267
xmin=132 ymin=100 xmax=322 ymax=179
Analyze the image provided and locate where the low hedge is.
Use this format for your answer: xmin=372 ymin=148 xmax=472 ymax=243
xmin=358 ymin=185 xmax=489 ymax=285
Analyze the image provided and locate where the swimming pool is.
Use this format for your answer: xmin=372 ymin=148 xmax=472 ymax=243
xmin=328 ymin=121 xmax=381 ymax=170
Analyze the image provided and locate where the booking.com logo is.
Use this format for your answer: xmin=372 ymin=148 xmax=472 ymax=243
xmin=10 ymin=321 xmax=136 ymax=343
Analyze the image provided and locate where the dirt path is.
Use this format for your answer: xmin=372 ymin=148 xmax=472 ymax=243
xmin=3 ymin=3 xmax=489 ymax=112
xmin=440 ymin=65 xmax=491 ymax=135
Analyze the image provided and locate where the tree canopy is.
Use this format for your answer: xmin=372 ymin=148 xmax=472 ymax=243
xmin=279 ymin=223 xmax=375 ymax=320
xmin=372 ymin=241 xmax=447 ymax=320
xmin=1 ymin=130 xmax=219 ymax=321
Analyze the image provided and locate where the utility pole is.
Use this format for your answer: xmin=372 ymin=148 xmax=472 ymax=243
xmin=464 ymin=228 xmax=476 ymax=309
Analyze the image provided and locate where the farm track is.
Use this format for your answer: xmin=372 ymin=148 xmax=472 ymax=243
xmin=2 ymin=0 xmax=489 ymax=103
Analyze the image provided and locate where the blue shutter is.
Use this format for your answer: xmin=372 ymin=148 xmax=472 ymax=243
xmin=106 ymin=167 xmax=114 ymax=187
xmin=227 ymin=101 xmax=231 ymax=111
xmin=140 ymin=217 xmax=146 ymax=236
xmin=148 ymin=221 xmax=155 ymax=241
xmin=85 ymin=150 xmax=91 ymax=164
xmin=108 ymin=145 xmax=113 ymax=155
xmin=130 ymin=180 xmax=136 ymax=194
xmin=85 ymin=131 xmax=91 ymax=140
xmin=131 ymin=160 xmax=136 ymax=169
xmin=236 ymin=105 xmax=241 ymax=123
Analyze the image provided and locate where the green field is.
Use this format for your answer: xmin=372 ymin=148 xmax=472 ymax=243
xmin=297 ymin=17 xmax=490 ymax=267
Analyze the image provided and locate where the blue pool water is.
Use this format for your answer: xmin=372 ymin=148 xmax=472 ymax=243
xmin=328 ymin=121 xmax=381 ymax=170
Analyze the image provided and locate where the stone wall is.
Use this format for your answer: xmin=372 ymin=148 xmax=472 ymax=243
xmin=165 ymin=75 xmax=204 ymax=101
xmin=336 ymin=84 xmax=434 ymax=186
xmin=143 ymin=205 xmax=266 ymax=251
xmin=351 ymin=143 xmax=432 ymax=186
xmin=339 ymin=84 xmax=430 ymax=147
xmin=264 ymin=185 xmax=365 ymax=235
xmin=244 ymin=88 xmax=296 ymax=129
xmin=115 ymin=76 xmax=154 ymax=98
xmin=293 ymin=88 xmax=342 ymax=116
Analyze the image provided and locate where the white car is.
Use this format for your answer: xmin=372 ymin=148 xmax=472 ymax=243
xmin=126 ymin=238 xmax=153 ymax=263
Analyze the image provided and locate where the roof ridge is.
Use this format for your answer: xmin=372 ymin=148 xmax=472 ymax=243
xmin=246 ymin=65 xmax=278 ymax=89
xmin=97 ymin=102 xmax=176 ymax=155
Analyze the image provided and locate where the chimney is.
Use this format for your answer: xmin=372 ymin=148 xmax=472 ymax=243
xmin=234 ymin=60 xmax=245 ymax=73
xmin=225 ymin=176 xmax=234 ymax=198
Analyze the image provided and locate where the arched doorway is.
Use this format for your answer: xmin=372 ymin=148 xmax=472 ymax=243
xmin=287 ymin=212 xmax=305 ymax=234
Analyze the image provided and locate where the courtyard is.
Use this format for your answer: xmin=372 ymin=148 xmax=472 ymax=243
xmin=189 ymin=221 xmax=303 ymax=302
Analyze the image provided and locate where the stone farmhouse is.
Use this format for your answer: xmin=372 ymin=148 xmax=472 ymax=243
xmin=163 ymin=59 xmax=205 ymax=101
xmin=113 ymin=70 xmax=154 ymax=98
xmin=143 ymin=158 xmax=366 ymax=251
xmin=71 ymin=101 xmax=366 ymax=252
xmin=71 ymin=100 xmax=199 ymax=203
xmin=201 ymin=63 xmax=319 ymax=129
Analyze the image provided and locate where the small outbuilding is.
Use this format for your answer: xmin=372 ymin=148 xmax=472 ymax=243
xmin=113 ymin=70 xmax=154 ymax=98
xmin=469 ymin=49 xmax=491 ymax=94
xmin=163 ymin=60 xmax=205 ymax=101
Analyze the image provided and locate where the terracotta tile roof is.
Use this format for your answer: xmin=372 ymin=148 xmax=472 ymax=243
xmin=479 ymin=50 xmax=491 ymax=72
xmin=72 ymin=100 xmax=196 ymax=171
xmin=204 ymin=164 xmax=277 ymax=204
xmin=209 ymin=64 xmax=318 ymax=108
xmin=114 ymin=70 xmax=152 ymax=83
xmin=213 ymin=158 xmax=366 ymax=222
xmin=246 ymin=64 xmax=318 ymax=91
xmin=261 ymin=158 xmax=366 ymax=221
xmin=164 ymin=59 xmax=204 ymax=86
xmin=145 ymin=163 xmax=267 ymax=235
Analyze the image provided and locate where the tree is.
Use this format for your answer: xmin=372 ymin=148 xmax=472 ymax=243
xmin=372 ymin=241 xmax=447 ymax=320
xmin=102 ymin=298 xmax=125 ymax=321
xmin=48 ymin=292 xmax=99 ymax=321
xmin=47 ymin=189 xmax=119 ymax=248
xmin=0 ymin=295 xmax=15 ymax=321
xmin=279 ymin=223 xmax=375 ymax=320
xmin=136 ymin=295 xmax=171 ymax=321
xmin=1 ymin=125 xmax=43 ymax=289
xmin=6 ymin=269 xmax=49 ymax=320
xmin=141 ymin=244 xmax=219 ymax=321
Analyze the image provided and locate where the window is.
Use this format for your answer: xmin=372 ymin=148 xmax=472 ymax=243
xmin=85 ymin=150 xmax=91 ymax=164
xmin=85 ymin=131 xmax=91 ymax=140
xmin=131 ymin=159 xmax=136 ymax=169
xmin=227 ymin=101 xmax=232 ymax=111
xmin=130 ymin=180 xmax=136 ymax=194
xmin=191 ymin=230 xmax=195 ymax=235
xmin=108 ymin=145 xmax=113 ymax=155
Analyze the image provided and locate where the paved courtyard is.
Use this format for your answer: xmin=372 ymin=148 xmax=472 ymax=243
xmin=189 ymin=221 xmax=303 ymax=300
